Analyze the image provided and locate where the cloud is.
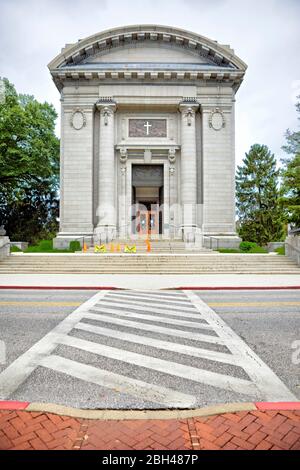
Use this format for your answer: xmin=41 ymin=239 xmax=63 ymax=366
xmin=0 ymin=0 xmax=299 ymax=164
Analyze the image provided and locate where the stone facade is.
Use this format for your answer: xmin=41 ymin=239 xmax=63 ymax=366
xmin=49 ymin=25 xmax=247 ymax=248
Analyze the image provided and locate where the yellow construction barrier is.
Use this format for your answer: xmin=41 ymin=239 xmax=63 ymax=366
xmin=124 ymin=245 xmax=137 ymax=253
xmin=94 ymin=245 xmax=107 ymax=253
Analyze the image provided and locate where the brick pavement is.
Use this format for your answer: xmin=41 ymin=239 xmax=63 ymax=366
xmin=0 ymin=409 xmax=299 ymax=450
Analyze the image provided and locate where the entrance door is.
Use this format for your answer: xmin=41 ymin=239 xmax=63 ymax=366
xmin=137 ymin=208 xmax=159 ymax=236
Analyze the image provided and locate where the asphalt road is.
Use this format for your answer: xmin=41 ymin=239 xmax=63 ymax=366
xmin=0 ymin=289 xmax=299 ymax=409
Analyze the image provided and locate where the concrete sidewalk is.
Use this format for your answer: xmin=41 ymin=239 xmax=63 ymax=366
xmin=0 ymin=402 xmax=299 ymax=450
xmin=0 ymin=273 xmax=300 ymax=290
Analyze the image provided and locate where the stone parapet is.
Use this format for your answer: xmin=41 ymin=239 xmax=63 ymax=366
xmin=285 ymin=235 xmax=300 ymax=265
xmin=0 ymin=236 xmax=10 ymax=261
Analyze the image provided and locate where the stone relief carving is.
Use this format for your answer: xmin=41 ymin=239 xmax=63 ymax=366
xmin=209 ymin=108 xmax=226 ymax=131
xmin=168 ymin=148 xmax=177 ymax=164
xmin=119 ymin=148 xmax=128 ymax=164
xmin=70 ymin=109 xmax=87 ymax=130
xmin=96 ymin=99 xmax=117 ymax=126
xmin=183 ymin=107 xmax=196 ymax=126
xmin=100 ymin=106 xmax=115 ymax=126
xmin=179 ymin=101 xmax=199 ymax=126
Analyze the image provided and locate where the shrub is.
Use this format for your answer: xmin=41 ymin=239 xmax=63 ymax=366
xmin=38 ymin=240 xmax=53 ymax=251
xmin=69 ymin=241 xmax=81 ymax=252
xmin=217 ymin=249 xmax=240 ymax=253
xmin=239 ymin=241 xmax=258 ymax=252
xmin=25 ymin=239 xmax=53 ymax=252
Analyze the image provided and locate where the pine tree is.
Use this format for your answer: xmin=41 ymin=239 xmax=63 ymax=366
xmin=236 ymin=144 xmax=285 ymax=246
xmin=280 ymin=96 xmax=300 ymax=228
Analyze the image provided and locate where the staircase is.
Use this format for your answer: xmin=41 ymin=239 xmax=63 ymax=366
xmin=0 ymin=253 xmax=299 ymax=274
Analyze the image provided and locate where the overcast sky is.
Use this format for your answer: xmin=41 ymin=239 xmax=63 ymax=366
xmin=0 ymin=0 xmax=299 ymax=165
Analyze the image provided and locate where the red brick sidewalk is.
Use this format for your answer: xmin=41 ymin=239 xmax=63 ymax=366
xmin=0 ymin=409 xmax=299 ymax=450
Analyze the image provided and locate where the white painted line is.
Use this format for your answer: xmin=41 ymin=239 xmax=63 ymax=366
xmin=106 ymin=293 xmax=193 ymax=306
xmin=126 ymin=290 xmax=187 ymax=297
xmin=40 ymin=355 xmax=195 ymax=408
xmin=96 ymin=299 xmax=199 ymax=314
xmin=184 ymin=291 xmax=297 ymax=402
xmin=83 ymin=313 xmax=226 ymax=345
xmin=75 ymin=321 xmax=241 ymax=366
xmin=59 ymin=335 xmax=258 ymax=396
xmin=0 ymin=291 xmax=108 ymax=398
xmin=108 ymin=292 xmax=190 ymax=303
xmin=90 ymin=306 xmax=214 ymax=330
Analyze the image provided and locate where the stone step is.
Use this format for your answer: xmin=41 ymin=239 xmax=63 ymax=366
xmin=0 ymin=269 xmax=299 ymax=274
xmin=1 ymin=253 xmax=298 ymax=274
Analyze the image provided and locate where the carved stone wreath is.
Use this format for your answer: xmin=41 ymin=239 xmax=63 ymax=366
xmin=209 ymin=108 xmax=225 ymax=131
xmin=70 ymin=109 xmax=87 ymax=130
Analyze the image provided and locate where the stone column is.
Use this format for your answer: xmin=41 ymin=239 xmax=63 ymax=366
xmin=119 ymin=148 xmax=128 ymax=239
xmin=95 ymin=99 xmax=117 ymax=242
xmin=168 ymin=148 xmax=177 ymax=239
xmin=179 ymin=101 xmax=199 ymax=241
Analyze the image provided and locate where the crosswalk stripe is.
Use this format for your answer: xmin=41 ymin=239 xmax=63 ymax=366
xmin=0 ymin=291 xmax=108 ymax=398
xmin=127 ymin=290 xmax=186 ymax=298
xmin=105 ymin=293 xmax=193 ymax=306
xmin=90 ymin=306 xmax=214 ymax=330
xmin=58 ymin=335 xmax=258 ymax=396
xmin=40 ymin=354 xmax=195 ymax=408
xmin=108 ymin=292 xmax=191 ymax=304
xmin=185 ymin=291 xmax=297 ymax=401
xmin=93 ymin=301 xmax=204 ymax=319
xmin=75 ymin=321 xmax=241 ymax=366
xmin=83 ymin=312 xmax=227 ymax=345
xmin=96 ymin=299 xmax=198 ymax=314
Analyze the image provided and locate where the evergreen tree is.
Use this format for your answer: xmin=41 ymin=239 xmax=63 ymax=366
xmin=0 ymin=78 xmax=60 ymax=243
xmin=280 ymin=96 xmax=300 ymax=228
xmin=236 ymin=144 xmax=285 ymax=245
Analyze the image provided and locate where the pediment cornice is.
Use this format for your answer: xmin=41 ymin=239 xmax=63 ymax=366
xmin=49 ymin=25 xmax=247 ymax=74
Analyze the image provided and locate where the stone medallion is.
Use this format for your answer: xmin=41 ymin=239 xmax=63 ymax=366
xmin=70 ymin=109 xmax=86 ymax=130
xmin=209 ymin=109 xmax=225 ymax=131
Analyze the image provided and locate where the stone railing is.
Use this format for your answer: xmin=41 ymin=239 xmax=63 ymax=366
xmin=285 ymin=234 xmax=300 ymax=265
xmin=0 ymin=235 xmax=10 ymax=261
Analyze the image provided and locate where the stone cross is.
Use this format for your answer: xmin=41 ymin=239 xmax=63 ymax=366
xmin=144 ymin=121 xmax=152 ymax=135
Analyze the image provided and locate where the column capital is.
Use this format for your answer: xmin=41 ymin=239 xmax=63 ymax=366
xmin=96 ymin=98 xmax=117 ymax=126
xmin=96 ymin=98 xmax=117 ymax=112
xmin=179 ymin=99 xmax=199 ymax=114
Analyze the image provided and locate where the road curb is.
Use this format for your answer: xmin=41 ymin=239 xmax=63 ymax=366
xmin=1 ymin=401 xmax=299 ymax=420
